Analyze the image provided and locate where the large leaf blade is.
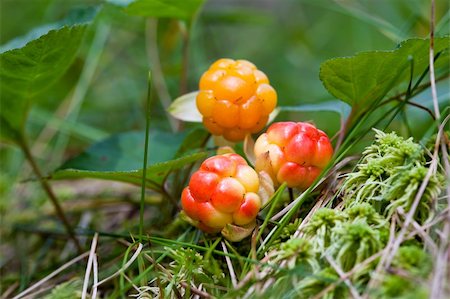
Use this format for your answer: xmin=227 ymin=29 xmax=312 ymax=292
xmin=0 ymin=25 xmax=88 ymax=141
xmin=319 ymin=37 xmax=450 ymax=111
xmin=51 ymin=152 xmax=207 ymax=189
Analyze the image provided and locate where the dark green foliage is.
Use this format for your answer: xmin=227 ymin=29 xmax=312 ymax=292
xmin=1 ymin=1 xmax=449 ymax=298
xmin=0 ymin=25 xmax=87 ymax=142
xmin=320 ymin=37 xmax=450 ymax=114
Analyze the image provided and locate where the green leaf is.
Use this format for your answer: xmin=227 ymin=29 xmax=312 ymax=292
xmin=52 ymin=129 xmax=210 ymax=189
xmin=0 ymin=6 xmax=98 ymax=53
xmin=319 ymin=37 xmax=450 ymax=112
xmin=279 ymin=100 xmax=351 ymax=117
xmin=168 ymin=91 xmax=202 ymax=122
xmin=51 ymin=152 xmax=207 ymax=190
xmin=124 ymin=0 xmax=205 ymax=20
xmin=174 ymin=127 xmax=210 ymax=158
xmin=0 ymin=25 xmax=88 ymax=142
xmin=58 ymin=130 xmax=188 ymax=172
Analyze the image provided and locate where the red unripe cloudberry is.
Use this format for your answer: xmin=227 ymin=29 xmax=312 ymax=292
xmin=181 ymin=153 xmax=261 ymax=232
xmin=254 ymin=122 xmax=333 ymax=190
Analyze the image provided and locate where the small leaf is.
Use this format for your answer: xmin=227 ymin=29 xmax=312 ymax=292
xmin=268 ymin=107 xmax=280 ymax=123
xmin=124 ymin=0 xmax=205 ymax=21
xmin=243 ymin=134 xmax=256 ymax=166
xmin=258 ymin=171 xmax=275 ymax=207
xmin=167 ymin=91 xmax=202 ymax=122
xmin=320 ymin=37 xmax=450 ymax=112
xmin=221 ymin=221 xmax=256 ymax=242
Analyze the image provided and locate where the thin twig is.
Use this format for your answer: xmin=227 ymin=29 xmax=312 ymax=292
xmin=12 ymin=252 xmax=89 ymax=299
xmin=428 ymin=0 xmax=440 ymax=120
xmin=1 ymin=282 xmax=18 ymax=299
xmin=18 ymin=137 xmax=82 ymax=253
xmin=91 ymin=254 xmax=99 ymax=299
xmin=428 ymin=2 xmax=450 ymax=296
xmin=396 ymin=207 xmax=437 ymax=254
xmin=21 ymin=285 xmax=55 ymax=299
xmin=431 ymin=125 xmax=450 ymax=298
xmin=94 ymin=243 xmax=143 ymax=288
xmin=123 ymin=274 xmax=141 ymax=292
xmin=82 ymin=233 xmax=99 ymax=299
xmin=312 ymin=250 xmax=384 ymax=299
xmin=221 ymin=241 xmax=238 ymax=288
xmin=325 ymin=255 xmax=362 ymax=299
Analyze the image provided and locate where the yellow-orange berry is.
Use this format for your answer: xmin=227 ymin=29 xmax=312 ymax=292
xmin=196 ymin=58 xmax=277 ymax=141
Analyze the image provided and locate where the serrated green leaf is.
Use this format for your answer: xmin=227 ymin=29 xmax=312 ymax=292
xmin=51 ymin=152 xmax=207 ymax=189
xmin=319 ymin=37 xmax=450 ymax=112
xmin=0 ymin=6 xmax=98 ymax=53
xmin=168 ymin=91 xmax=202 ymax=122
xmin=0 ymin=25 xmax=87 ymax=142
xmin=124 ymin=0 xmax=205 ymax=20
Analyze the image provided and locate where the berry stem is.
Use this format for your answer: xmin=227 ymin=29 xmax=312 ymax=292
xmin=288 ymin=187 xmax=294 ymax=202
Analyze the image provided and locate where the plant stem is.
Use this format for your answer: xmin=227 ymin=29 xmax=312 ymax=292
xmin=288 ymin=187 xmax=294 ymax=202
xmin=18 ymin=137 xmax=82 ymax=254
xmin=139 ymin=72 xmax=153 ymax=243
xmin=335 ymin=108 xmax=354 ymax=152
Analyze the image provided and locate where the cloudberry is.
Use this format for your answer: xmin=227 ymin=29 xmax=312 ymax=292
xmin=254 ymin=122 xmax=333 ymax=190
xmin=197 ymin=58 xmax=277 ymax=142
xmin=181 ymin=153 xmax=261 ymax=233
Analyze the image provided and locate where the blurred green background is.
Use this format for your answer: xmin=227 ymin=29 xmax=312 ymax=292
xmin=1 ymin=0 xmax=449 ymax=292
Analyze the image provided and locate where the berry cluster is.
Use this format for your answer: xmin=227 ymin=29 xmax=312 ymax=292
xmin=182 ymin=59 xmax=333 ymax=236
xmin=196 ymin=58 xmax=277 ymax=141
xmin=181 ymin=153 xmax=261 ymax=232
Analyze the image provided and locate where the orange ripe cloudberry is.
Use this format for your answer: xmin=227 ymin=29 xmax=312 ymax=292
xmin=254 ymin=122 xmax=333 ymax=190
xmin=197 ymin=58 xmax=277 ymax=142
xmin=181 ymin=153 xmax=261 ymax=233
